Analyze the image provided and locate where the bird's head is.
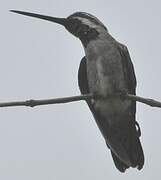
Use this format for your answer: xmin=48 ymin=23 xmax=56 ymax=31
xmin=10 ymin=10 xmax=107 ymax=46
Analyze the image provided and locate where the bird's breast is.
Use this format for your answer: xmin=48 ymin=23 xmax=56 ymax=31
xmin=85 ymin=37 xmax=126 ymax=96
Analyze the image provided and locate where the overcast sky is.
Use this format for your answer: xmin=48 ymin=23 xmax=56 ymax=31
xmin=0 ymin=0 xmax=161 ymax=180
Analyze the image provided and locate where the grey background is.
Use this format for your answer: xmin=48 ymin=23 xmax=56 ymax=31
xmin=0 ymin=0 xmax=161 ymax=179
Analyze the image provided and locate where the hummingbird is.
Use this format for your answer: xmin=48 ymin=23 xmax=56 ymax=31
xmin=10 ymin=10 xmax=144 ymax=172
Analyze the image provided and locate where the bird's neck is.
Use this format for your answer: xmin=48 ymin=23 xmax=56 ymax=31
xmin=80 ymin=29 xmax=110 ymax=48
xmin=83 ymin=32 xmax=116 ymax=58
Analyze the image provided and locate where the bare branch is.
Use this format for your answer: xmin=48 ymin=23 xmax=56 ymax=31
xmin=0 ymin=93 xmax=160 ymax=108
xmin=123 ymin=94 xmax=161 ymax=107
xmin=0 ymin=94 xmax=94 ymax=108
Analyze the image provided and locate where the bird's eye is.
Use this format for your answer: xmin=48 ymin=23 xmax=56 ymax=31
xmin=83 ymin=31 xmax=88 ymax=35
xmin=81 ymin=25 xmax=89 ymax=35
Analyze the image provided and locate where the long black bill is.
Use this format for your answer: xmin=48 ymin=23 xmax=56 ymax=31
xmin=10 ymin=10 xmax=67 ymax=26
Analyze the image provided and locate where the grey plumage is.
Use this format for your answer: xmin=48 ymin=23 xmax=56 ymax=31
xmin=11 ymin=10 xmax=144 ymax=172
xmin=75 ymin=12 xmax=144 ymax=171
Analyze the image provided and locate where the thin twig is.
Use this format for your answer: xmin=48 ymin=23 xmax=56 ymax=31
xmin=125 ymin=94 xmax=161 ymax=107
xmin=0 ymin=93 xmax=160 ymax=108
xmin=0 ymin=94 xmax=94 ymax=108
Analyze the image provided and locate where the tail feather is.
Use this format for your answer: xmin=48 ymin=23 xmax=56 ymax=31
xmin=124 ymin=121 xmax=144 ymax=170
xmin=111 ymin=151 xmax=129 ymax=172
xmin=129 ymin=136 xmax=144 ymax=170
xmin=106 ymin=117 xmax=144 ymax=172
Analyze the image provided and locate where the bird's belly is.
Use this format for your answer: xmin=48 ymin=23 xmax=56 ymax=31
xmin=87 ymin=56 xmax=131 ymax=122
xmin=94 ymin=98 xmax=131 ymax=122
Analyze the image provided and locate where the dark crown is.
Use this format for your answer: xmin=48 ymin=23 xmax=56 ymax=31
xmin=67 ymin=12 xmax=107 ymax=31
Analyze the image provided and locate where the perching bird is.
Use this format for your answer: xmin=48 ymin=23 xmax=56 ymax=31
xmin=10 ymin=10 xmax=144 ymax=172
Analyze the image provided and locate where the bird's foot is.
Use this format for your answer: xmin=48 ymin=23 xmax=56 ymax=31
xmin=92 ymin=92 xmax=103 ymax=99
xmin=91 ymin=90 xmax=128 ymax=101
xmin=115 ymin=89 xmax=128 ymax=100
